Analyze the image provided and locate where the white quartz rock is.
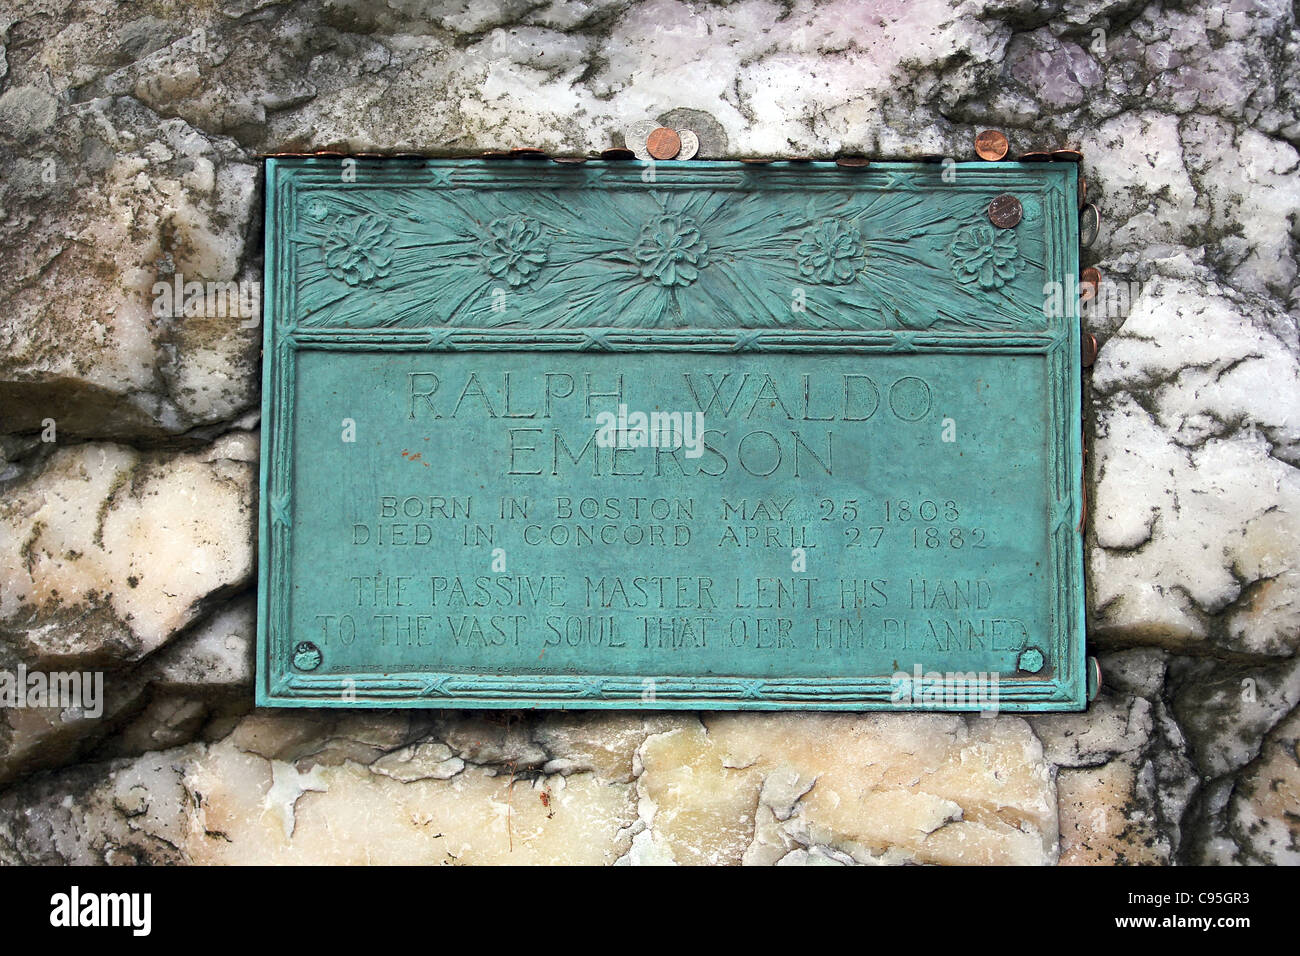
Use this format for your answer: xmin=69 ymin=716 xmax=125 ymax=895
xmin=0 ymin=97 xmax=259 ymax=438
xmin=147 ymin=595 xmax=254 ymax=693
xmin=369 ymin=742 xmax=466 ymax=783
xmin=1217 ymin=707 xmax=1300 ymax=864
xmin=631 ymin=713 xmax=1057 ymax=866
xmin=1090 ymin=272 xmax=1300 ymax=653
xmin=1081 ymin=112 xmax=1205 ymax=263
xmin=0 ymin=439 xmax=257 ymax=666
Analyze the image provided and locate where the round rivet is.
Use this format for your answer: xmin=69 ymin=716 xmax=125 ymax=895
xmin=293 ymin=641 xmax=322 ymax=671
xmin=988 ymin=194 xmax=1023 ymax=229
xmin=1018 ymin=647 xmax=1045 ymax=673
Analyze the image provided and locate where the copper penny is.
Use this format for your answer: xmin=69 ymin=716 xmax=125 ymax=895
xmin=835 ymin=156 xmax=870 ymax=168
xmin=987 ymin=194 xmax=1023 ymax=229
xmin=975 ymin=129 xmax=1009 ymax=161
xmin=1018 ymin=151 xmax=1051 ymax=162
xmin=645 ymin=127 xmax=681 ymax=160
xmin=1082 ymin=332 xmax=1099 ymax=368
xmin=1080 ymin=266 xmax=1102 ymax=300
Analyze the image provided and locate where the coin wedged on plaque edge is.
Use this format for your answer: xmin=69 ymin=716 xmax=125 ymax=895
xmin=624 ymin=119 xmax=659 ymax=161
xmin=975 ymin=129 xmax=1009 ymax=161
xmin=676 ymin=129 xmax=700 ymax=161
xmin=645 ymin=126 xmax=682 ymax=160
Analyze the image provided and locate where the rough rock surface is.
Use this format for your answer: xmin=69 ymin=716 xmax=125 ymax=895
xmin=1 ymin=0 xmax=1297 ymax=864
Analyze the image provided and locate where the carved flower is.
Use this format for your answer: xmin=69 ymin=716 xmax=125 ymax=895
xmin=949 ymin=223 xmax=1019 ymax=290
xmin=320 ymin=214 xmax=395 ymax=286
xmin=633 ymin=212 xmax=709 ymax=287
xmin=795 ymin=219 xmax=863 ymax=284
xmin=479 ymin=215 xmax=549 ymax=287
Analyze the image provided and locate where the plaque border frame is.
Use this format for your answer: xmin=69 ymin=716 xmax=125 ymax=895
xmin=258 ymin=158 xmax=1086 ymax=711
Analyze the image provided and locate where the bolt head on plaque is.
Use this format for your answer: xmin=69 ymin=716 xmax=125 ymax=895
xmin=293 ymin=642 xmax=322 ymax=671
xmin=1018 ymin=647 xmax=1046 ymax=673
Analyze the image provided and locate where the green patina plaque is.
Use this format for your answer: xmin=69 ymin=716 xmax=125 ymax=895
xmin=258 ymin=157 xmax=1085 ymax=710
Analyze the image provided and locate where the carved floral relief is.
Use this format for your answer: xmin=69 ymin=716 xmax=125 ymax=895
xmin=293 ymin=178 xmax=1044 ymax=331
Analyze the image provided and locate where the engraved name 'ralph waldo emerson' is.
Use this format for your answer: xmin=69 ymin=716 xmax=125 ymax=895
xmin=258 ymin=158 xmax=1086 ymax=710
